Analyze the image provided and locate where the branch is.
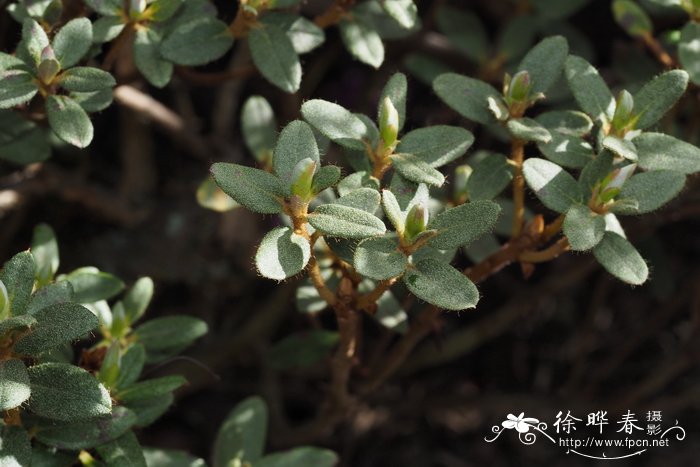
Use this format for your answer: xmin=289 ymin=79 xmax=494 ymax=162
xmin=641 ymin=32 xmax=677 ymax=69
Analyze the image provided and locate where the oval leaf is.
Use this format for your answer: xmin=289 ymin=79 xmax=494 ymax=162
xmin=308 ymin=204 xmax=386 ymax=239
xmin=523 ymin=158 xmax=582 ymax=213
xmin=255 ymin=227 xmax=311 ymax=280
xmin=403 ymin=259 xmax=478 ymax=310
xmin=354 ymin=236 xmax=408 ymax=280
xmin=593 ymin=232 xmax=648 ymax=285
xmin=428 ymin=200 xmax=501 ymax=250
xmin=563 ymin=204 xmax=605 ymax=251
xmin=210 ymin=163 xmax=286 ymax=214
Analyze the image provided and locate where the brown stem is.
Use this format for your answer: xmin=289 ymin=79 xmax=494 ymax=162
xmin=642 ymin=32 xmax=677 ymax=69
xmin=314 ymin=0 xmax=356 ymax=28
xmin=328 ymin=277 xmax=359 ymax=407
xmin=229 ymin=4 xmax=258 ymax=38
xmin=510 ymin=139 xmax=526 ymax=237
xmin=307 ymin=255 xmax=337 ymax=306
xmin=356 ymin=278 xmax=398 ymax=313
xmin=518 ymin=238 xmax=570 ymax=263
xmin=102 ymin=23 xmax=134 ymax=72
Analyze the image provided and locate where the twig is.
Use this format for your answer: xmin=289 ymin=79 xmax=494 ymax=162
xmin=314 ymin=0 xmax=356 ymax=28
xmin=518 ymin=237 xmax=570 ymax=263
xmin=510 ymin=139 xmax=526 ymax=237
xmin=641 ymin=32 xmax=677 ymax=69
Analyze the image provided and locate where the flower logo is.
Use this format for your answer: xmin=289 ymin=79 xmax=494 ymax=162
xmin=502 ymin=413 xmax=540 ymax=433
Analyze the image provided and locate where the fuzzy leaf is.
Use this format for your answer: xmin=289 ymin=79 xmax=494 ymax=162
xmin=0 ymin=71 xmax=37 ymax=109
xmin=255 ymin=227 xmax=311 ymax=280
xmin=133 ymin=316 xmax=206 ymax=362
xmin=58 ymin=67 xmax=116 ymax=92
xmin=0 ymin=359 xmax=31 ymax=411
xmin=428 ymin=200 xmax=501 ymax=250
xmin=65 ymin=267 xmax=124 ymax=303
xmin=0 ymin=426 xmax=31 ymax=467
xmin=390 ymin=153 xmax=445 ymax=186
xmin=52 ymin=18 xmax=92 ymax=68
xmin=312 ymin=165 xmax=341 ymax=193
xmin=115 ymin=375 xmax=186 ymax=404
xmin=15 ymin=303 xmax=99 ymax=356
xmin=339 ymin=17 xmax=384 ymax=68
xmin=249 ymin=24 xmax=301 ymax=93
xmin=161 ymin=17 xmax=233 ymax=66
xmin=308 ymin=204 xmax=385 ymax=239
xmin=382 ymin=189 xmax=404 ymax=232
xmin=354 ymin=236 xmax=407 ymax=280
xmin=381 ymin=0 xmax=418 ymax=28
xmin=634 ymin=132 xmax=700 ymax=174
xmin=537 ymin=133 xmax=594 ymax=169
xmin=563 ymin=204 xmax=605 ymax=251
xmin=27 ymin=362 xmax=111 ymax=421
xmin=602 ymin=135 xmax=637 ymax=161
xmin=593 ymin=232 xmax=648 ymax=285
xmin=395 ymin=126 xmax=474 ymax=168
xmin=618 ymin=170 xmax=685 ymax=214
xmin=0 ymin=251 xmax=35 ymax=315
xmin=35 ymin=406 xmax=136 ymax=450
xmin=517 ymin=35 xmax=569 ymax=94
xmin=96 ymin=432 xmax=147 ymax=467
xmin=46 ymin=95 xmax=93 ymax=148
xmin=0 ymin=315 xmax=36 ymax=341
xmin=241 ymin=95 xmax=277 ymax=162
xmin=20 ymin=19 xmax=49 ymax=67
xmin=148 ymin=0 xmax=184 ymax=22
xmin=84 ymin=0 xmax=122 ymax=15
xmin=256 ymin=448 xmax=338 ymax=467
xmin=523 ymin=158 xmax=582 ymax=213
xmin=273 ymin=120 xmax=319 ymax=189
xmin=143 ymin=448 xmax=206 ymax=467
xmin=93 ymin=16 xmax=125 ymax=43
xmin=335 ymin=187 xmax=381 ymax=213
xmin=507 ymin=118 xmax=552 ymax=143
xmin=633 ymin=70 xmax=689 ymax=130
xmin=213 ymin=396 xmax=268 ymax=467
xmin=433 ymin=73 xmax=502 ymax=124
xmin=536 ymin=110 xmax=593 ymax=137
xmin=436 ymin=6 xmax=488 ymax=63
xmin=467 ymin=153 xmax=514 ymax=200
xmin=564 ymin=55 xmax=615 ymax=122
xmin=134 ymin=28 xmax=172 ymax=88
xmin=26 ymin=281 xmax=73 ymax=315
xmin=301 ymin=99 xmax=370 ymax=150
xmin=31 ymin=224 xmax=59 ymax=286
xmin=210 ymin=163 xmax=286 ymax=214
xmin=261 ymin=13 xmax=325 ymax=55
xmin=403 ymin=259 xmax=478 ymax=311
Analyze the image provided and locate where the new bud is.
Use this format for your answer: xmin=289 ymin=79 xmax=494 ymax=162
xmin=129 ymin=0 xmax=147 ymax=17
xmin=37 ymin=45 xmax=60 ymax=84
xmin=379 ymin=97 xmax=399 ymax=150
xmin=506 ymin=70 xmax=532 ymax=103
xmin=404 ymin=202 xmax=428 ymax=241
xmin=0 ymin=279 xmax=8 ymax=318
xmin=290 ymin=158 xmax=317 ymax=201
xmin=611 ymin=89 xmax=636 ymax=133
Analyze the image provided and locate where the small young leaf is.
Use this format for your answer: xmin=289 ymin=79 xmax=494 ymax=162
xmin=46 ymin=95 xmax=93 ymax=148
xmin=20 ymin=19 xmax=49 ymax=67
xmin=523 ymin=158 xmax=582 ymax=213
xmin=308 ymin=204 xmax=386 ymax=239
xmin=133 ymin=316 xmax=207 ymax=362
xmin=354 ymin=236 xmax=407 ymax=280
xmin=339 ymin=17 xmax=384 ymax=68
xmin=395 ymin=126 xmax=474 ymax=168
xmin=273 ymin=121 xmax=320 ymax=190
xmin=255 ymin=227 xmax=311 ymax=280
xmin=256 ymin=447 xmax=338 ymax=467
xmin=433 ymin=73 xmax=502 ymax=124
xmin=301 ymin=99 xmax=370 ymax=150
xmin=564 ymin=55 xmax=615 ymax=122
xmin=382 ymin=189 xmax=405 ymax=233
xmin=579 ymin=151 xmax=614 ymax=195
xmin=213 ymin=396 xmax=268 ymax=467
xmin=507 ymin=118 xmax=552 ymax=143
xmin=31 ymin=224 xmax=59 ymax=286
xmin=337 ymin=171 xmax=379 ymax=196
xmin=241 ymin=95 xmax=277 ymax=162
xmin=249 ymin=24 xmax=302 ymax=93
xmin=634 ymin=132 xmax=700 ymax=174
xmin=122 ymin=277 xmax=154 ymax=325
xmin=612 ymin=0 xmax=653 ymax=38
xmin=517 ymin=35 xmax=569 ymax=94
xmin=0 ymin=359 xmax=31 ymax=411
xmin=390 ymin=153 xmax=445 ymax=186
xmin=210 ymin=163 xmax=286 ymax=214
xmin=379 ymin=72 xmax=407 ymax=131
xmin=58 ymin=67 xmax=116 ymax=92
xmin=261 ymin=13 xmax=325 ymax=55
xmin=114 ymin=343 xmax=146 ymax=390
xmin=27 ymin=362 xmax=112 ymax=421
xmin=467 ymin=153 xmax=514 ymax=200
xmin=428 ymin=200 xmax=501 ymax=250
xmin=633 ymin=70 xmax=689 ymax=129
xmin=65 ymin=267 xmax=125 ymax=303
xmin=115 ymin=375 xmax=186 ymax=403
xmin=35 ymin=406 xmax=136 ymax=450
xmin=563 ymin=204 xmax=605 ymax=251
xmin=134 ymin=28 xmax=172 ymax=88
xmin=15 ymin=303 xmax=99 ymax=356
xmin=161 ymin=17 xmax=233 ymax=66
xmin=602 ymin=135 xmax=638 ymax=161
xmin=96 ymin=432 xmax=147 ymax=467
xmin=593 ymin=232 xmax=648 ymax=285
xmin=618 ymin=170 xmax=685 ymax=214
xmin=403 ymin=259 xmax=478 ymax=311
xmin=52 ymin=18 xmax=92 ymax=68
xmin=0 ymin=251 xmax=35 ymax=315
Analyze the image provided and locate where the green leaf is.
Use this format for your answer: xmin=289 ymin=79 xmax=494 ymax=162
xmin=115 ymin=375 xmax=186 ymax=403
xmin=537 ymin=133 xmax=594 ymax=169
xmin=301 ymin=99 xmax=370 ymax=150
xmin=497 ymin=16 xmax=539 ymax=61
xmin=339 ymin=17 xmax=384 ymax=68
xmin=0 ymin=71 xmax=38 ymax=109
xmin=531 ymin=0 xmax=590 ymax=18
xmin=579 ymin=151 xmax=614 ymax=195
xmin=213 ymin=396 xmax=268 ymax=467
xmin=403 ymin=259 xmax=478 ymax=311
xmin=134 ymin=28 xmax=173 ymax=88
xmin=249 ymin=24 xmax=301 ymax=93
xmin=633 ymin=70 xmax=689 ymax=129
xmin=379 ymin=72 xmax=407 ymax=131
xmin=65 ymin=267 xmax=125 ymax=303
xmin=35 ymin=406 xmax=136 ymax=450
xmin=52 ymin=18 xmax=92 ymax=68
xmin=312 ymin=165 xmax=342 ymax=193
xmin=20 ymin=19 xmax=49 ymax=67
xmin=26 ymin=281 xmax=73 ymax=315
xmin=564 ymin=55 xmax=615 ymax=122
xmin=0 ymin=251 xmax=35 ymax=315
xmin=618 ymin=170 xmax=686 ymax=214
xmin=593 ymin=232 xmax=648 ymax=285
xmin=84 ymin=0 xmax=122 ymax=16
xmin=267 ymin=330 xmax=339 ymax=370
xmin=93 ymin=16 xmax=126 ymax=43
xmin=467 ymin=153 xmax=514 ymax=200
xmin=210 ymin=162 xmax=285 ymax=214
xmin=680 ymin=22 xmax=700 ymax=85
xmin=0 ymin=110 xmax=49 ymax=165
xmin=382 ymin=189 xmax=404 ymax=233
xmin=161 ymin=17 xmax=233 ymax=66
xmin=261 ymin=13 xmax=325 ymax=55
xmin=70 ymin=88 xmax=114 ymax=112
xmin=96 ymin=432 xmax=147 ymax=467
xmin=382 ymin=0 xmax=418 ymax=29
xmin=46 ymin=95 xmax=93 ymax=148
xmin=563 ymin=204 xmax=605 ymax=251
xmin=403 ymin=53 xmax=453 ymax=86
xmin=428 ymin=200 xmax=501 ymax=250
xmin=27 ymin=362 xmax=111 ymax=421
xmin=337 ymin=171 xmax=379 ymax=196
xmin=612 ymin=0 xmax=653 ymax=38
xmin=15 ymin=303 xmax=99 ymax=356
xmin=517 ymin=35 xmax=569 ymax=94
xmin=133 ymin=316 xmax=207 ymax=362
xmin=507 ymin=118 xmax=552 ymax=143
xmin=255 ymin=227 xmax=311 ymax=281
xmin=143 ymin=448 xmax=206 ymax=467
xmin=124 ymin=393 xmax=174 ymax=428
xmin=147 ymin=0 xmax=184 ymax=22
xmin=354 ymin=236 xmax=407 ymax=280
xmin=0 ymin=426 xmax=31 ymax=467
xmin=273 ymin=120 xmax=320 ymax=190
xmin=536 ymin=110 xmax=593 ymax=137
xmin=58 ymin=67 xmax=116 ymax=92
xmin=436 ymin=6 xmax=488 ymax=63
xmin=602 ymin=135 xmax=638 ymax=161
xmin=390 ymin=153 xmax=446 ymax=186
xmin=335 ymin=187 xmax=381 ymax=213
xmin=433 ymin=73 xmax=502 ymax=124
xmin=308 ymin=204 xmax=386 ymax=239
xmin=31 ymin=224 xmax=59 ymax=286
xmin=523 ymin=158 xmax=582 ymax=213
xmin=395 ymin=126 xmax=474 ymax=168
xmin=0 ymin=359 xmax=31 ymax=411
xmin=115 ymin=344 xmax=146 ymax=390
xmin=634 ymin=133 xmax=698 ymax=176
xmin=0 ymin=315 xmax=35 ymax=342
xmin=256 ymin=447 xmax=338 ymax=467
xmin=241 ymin=95 xmax=277 ymax=162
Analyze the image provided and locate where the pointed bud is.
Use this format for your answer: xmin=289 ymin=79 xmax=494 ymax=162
xmin=453 ymin=164 xmax=472 ymax=201
xmin=607 ymin=163 xmax=637 ymax=190
xmin=40 ymin=45 xmax=55 ymax=62
xmin=97 ymin=341 xmax=121 ymax=389
xmin=37 ymin=45 xmax=60 ymax=84
xmin=379 ymin=97 xmax=399 ymax=150
xmin=0 ymin=279 xmax=8 ymax=317
xmin=290 ymin=158 xmax=317 ymax=201
xmin=507 ymin=70 xmax=532 ymax=103
xmin=129 ymin=0 xmax=146 ymax=17
xmin=404 ymin=202 xmax=428 ymax=241
xmin=611 ymin=89 xmax=636 ymax=132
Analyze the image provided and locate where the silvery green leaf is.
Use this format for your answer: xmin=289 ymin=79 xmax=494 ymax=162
xmin=565 ymin=55 xmax=615 ymax=122
xmin=26 ymin=282 xmax=72 ymax=315
xmin=0 ymin=71 xmax=37 ymax=109
xmin=0 ymin=251 xmax=35 ymax=316
xmin=35 ymin=406 xmax=136 ymax=449
xmin=523 ymin=158 xmax=582 ymax=213
xmin=354 ymin=236 xmax=407 ymax=280
xmin=134 ymin=28 xmax=172 ymax=88
xmin=467 ymin=153 xmax=514 ymax=200
xmin=58 ymin=67 xmax=116 ymax=92
xmin=536 ymin=110 xmax=593 ymax=136
xmin=210 ymin=163 xmax=286 ymax=214
xmin=255 ymin=227 xmax=311 ymax=280
xmin=19 ymin=19 xmax=49 ymax=68
xmin=148 ymin=0 xmax=185 ymax=22
xmin=335 ymin=187 xmax=380 ymax=213
xmin=308 ymin=204 xmax=386 ymax=239
xmin=382 ymin=189 xmax=404 ymax=232
xmin=618 ymin=170 xmax=685 ymax=214
xmin=96 ymin=432 xmax=147 ymax=467
xmin=435 ymin=5 xmax=488 ymax=63
xmin=517 ymin=35 xmax=569 ymax=94
xmin=46 ymin=95 xmax=93 ymax=148
xmin=161 ymin=17 xmax=233 ymax=66
xmin=634 ymin=132 xmax=700 ymax=174
xmin=65 ymin=267 xmax=124 ymax=303
xmin=52 ymin=18 xmax=92 ymax=68
xmin=114 ymin=375 xmax=186 ymax=404
xmin=633 ymin=70 xmax=689 ymax=129
xmin=428 ymin=200 xmax=501 ymax=250
xmin=14 ymin=303 xmax=99 ymax=356
xmin=391 ymin=153 xmax=445 ymax=187
xmin=0 ymin=52 xmax=29 ymax=73
xmin=337 ymin=171 xmax=379 ymax=196
xmin=602 ymin=135 xmax=638 ymax=161
xmin=84 ymin=0 xmax=122 ymax=16
xmin=93 ymin=16 xmax=125 ymax=43
xmin=0 ymin=316 xmax=35 ymax=341
xmin=433 ymin=73 xmax=502 ymax=124
xmin=256 ymin=447 xmax=338 ymax=467
xmin=312 ymin=166 xmax=341 ymax=193
xmin=381 ymin=0 xmax=418 ymax=28
xmin=261 ymin=12 xmax=325 ymax=55
xmin=0 ymin=359 xmax=30 ymax=411
xmin=0 ymin=426 xmax=31 ymax=467
xmin=537 ymin=133 xmax=594 ymax=169
xmin=379 ymin=72 xmax=407 ymax=131
xmin=593 ymin=232 xmax=648 ymax=285
xmin=680 ymin=22 xmax=700 ymax=85
xmin=403 ymin=259 xmax=478 ymax=310
xmin=395 ymin=126 xmax=474 ymax=168
xmin=31 ymin=223 xmax=59 ymax=285
xmin=241 ymin=95 xmax=277 ymax=162
xmin=249 ymin=24 xmax=301 ymax=93
xmin=563 ymin=204 xmax=605 ymax=251
xmin=70 ymin=88 xmax=114 ymax=112
xmin=506 ymin=118 xmax=552 ymax=143
xmin=133 ymin=316 xmax=207 ymax=363
xmin=339 ymin=17 xmax=384 ymax=68
xmin=213 ymin=396 xmax=267 ymax=467
xmin=301 ymin=99 xmax=370 ymax=150
xmin=273 ymin=120 xmax=319 ymax=190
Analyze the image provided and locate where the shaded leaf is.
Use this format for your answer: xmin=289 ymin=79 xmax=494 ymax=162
xmin=255 ymin=227 xmax=311 ymax=280
xmin=523 ymin=158 xmax=582 ymax=213
xmin=563 ymin=204 xmax=605 ymax=251
xmin=354 ymin=236 xmax=407 ymax=280
xmin=210 ymin=163 xmax=285 ymax=214
xmin=249 ymin=24 xmax=301 ymax=93
xmin=593 ymin=232 xmax=648 ymax=285
xmin=403 ymin=259 xmax=478 ymax=311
